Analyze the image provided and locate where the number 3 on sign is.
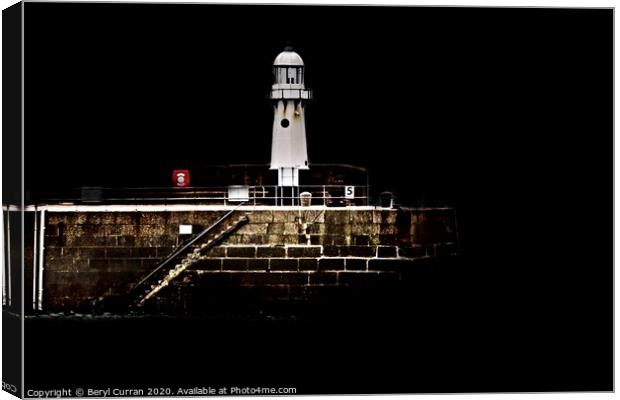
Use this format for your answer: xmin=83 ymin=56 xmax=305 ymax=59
xmin=345 ymin=186 xmax=355 ymax=199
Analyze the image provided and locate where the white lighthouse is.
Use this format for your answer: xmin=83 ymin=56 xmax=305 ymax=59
xmin=269 ymin=47 xmax=312 ymax=191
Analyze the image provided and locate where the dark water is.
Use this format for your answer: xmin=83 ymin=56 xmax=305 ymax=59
xmin=21 ymin=256 xmax=611 ymax=394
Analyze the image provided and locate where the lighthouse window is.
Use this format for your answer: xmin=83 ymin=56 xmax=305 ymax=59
xmin=281 ymin=119 xmax=290 ymax=128
xmin=288 ymin=68 xmax=296 ymax=84
xmin=277 ymin=68 xmax=286 ymax=84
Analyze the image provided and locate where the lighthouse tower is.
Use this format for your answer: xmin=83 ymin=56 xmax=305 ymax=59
xmin=269 ymin=47 xmax=312 ymax=192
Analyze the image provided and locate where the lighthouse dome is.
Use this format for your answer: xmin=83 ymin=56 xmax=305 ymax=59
xmin=273 ymin=50 xmax=304 ymax=66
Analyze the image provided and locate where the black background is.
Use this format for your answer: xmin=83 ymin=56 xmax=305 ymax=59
xmin=22 ymin=3 xmax=612 ymax=394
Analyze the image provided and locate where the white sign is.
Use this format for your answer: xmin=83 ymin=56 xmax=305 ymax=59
xmin=179 ymin=225 xmax=193 ymax=235
xmin=228 ymin=185 xmax=250 ymax=202
xmin=345 ymin=186 xmax=355 ymax=199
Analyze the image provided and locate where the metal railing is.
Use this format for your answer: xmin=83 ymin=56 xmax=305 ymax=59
xmin=31 ymin=184 xmax=370 ymax=206
xmin=131 ymin=202 xmax=246 ymax=295
xmin=269 ymin=88 xmax=312 ymax=100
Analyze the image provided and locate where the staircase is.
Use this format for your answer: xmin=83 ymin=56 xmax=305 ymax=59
xmin=132 ymin=215 xmax=248 ymax=307
xmin=89 ymin=207 xmax=249 ymax=313
xmin=132 ymin=214 xmax=248 ymax=307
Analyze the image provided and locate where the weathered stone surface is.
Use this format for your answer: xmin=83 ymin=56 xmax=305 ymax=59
xmin=74 ymin=258 xmax=90 ymax=270
xmin=318 ymin=258 xmax=345 ymax=271
xmin=325 ymin=222 xmax=351 ymax=236
xmin=207 ymin=246 xmax=226 ymax=257
xmin=267 ymin=223 xmax=285 ymax=235
xmin=45 ymin=270 xmax=100 ymax=286
xmin=303 ymin=209 xmax=325 ymax=223
xmin=286 ymin=245 xmax=322 ymax=258
xmin=246 ymin=258 xmax=269 ymax=271
xmin=138 ymin=258 xmax=160 ymax=269
xmin=136 ymin=235 xmax=175 ymax=247
xmin=115 ymin=213 xmax=139 ymax=225
xmin=377 ymin=246 xmax=397 ymax=258
xmin=248 ymin=211 xmax=273 ymax=223
xmin=66 ymin=235 xmax=107 ymax=247
xmin=105 ymin=247 xmax=133 ymax=258
xmin=225 ymin=235 xmax=243 ymax=245
xmin=44 ymin=225 xmax=60 ymax=237
xmin=298 ymin=258 xmax=318 ymax=271
xmin=88 ymin=258 xmax=129 ymax=271
xmin=47 ymin=214 xmax=68 ymax=225
xmin=239 ymin=223 xmax=269 ymax=235
xmin=139 ymin=213 xmax=168 ymax=226
xmin=345 ymin=258 xmax=367 ymax=271
xmin=105 ymin=236 xmax=119 ymax=247
xmin=80 ymin=224 xmax=107 ymax=237
xmin=310 ymin=235 xmax=323 ymax=245
xmin=169 ymin=212 xmax=195 ymax=225
xmin=351 ymin=212 xmax=373 ymax=225
xmin=325 ymin=234 xmax=348 ymax=246
xmin=273 ymin=211 xmax=299 ymax=223
xmin=46 ymin=247 xmax=62 ymax=259
xmin=194 ymin=212 xmax=226 ymax=226
xmin=378 ymin=234 xmax=398 ymax=246
xmin=62 ymin=247 xmax=105 ymax=258
xmin=281 ymin=235 xmax=301 ymax=245
xmin=324 ymin=210 xmax=349 ymax=225
xmin=351 ymin=223 xmax=379 ymax=236
xmin=156 ymin=246 xmax=175 ymax=257
xmin=282 ymin=223 xmax=300 ymax=235
xmin=194 ymin=258 xmax=222 ymax=271
xmin=379 ymin=224 xmax=397 ymax=235
xmin=119 ymin=224 xmax=139 ymax=236
xmin=339 ymin=246 xmax=376 ymax=258
xmin=39 ymin=208 xmax=457 ymax=312
xmin=256 ymin=246 xmax=286 ymax=258
xmin=398 ymin=245 xmax=426 ymax=258
xmin=45 ymin=257 xmax=74 ymax=272
xmin=226 ymin=246 xmax=257 ymax=258
xmin=64 ymin=224 xmax=85 ymax=238
xmin=353 ymin=235 xmax=370 ymax=246
xmin=307 ymin=223 xmax=326 ymax=235
xmin=223 ymin=258 xmax=249 ymax=271
xmin=270 ymin=258 xmax=299 ymax=271
xmin=238 ymin=234 xmax=267 ymax=244
xmin=322 ymin=246 xmax=339 ymax=257
xmin=44 ymin=236 xmax=62 ymax=248
xmin=117 ymin=235 xmax=135 ymax=246
xmin=373 ymin=210 xmax=397 ymax=224
xmin=73 ymin=214 xmax=89 ymax=225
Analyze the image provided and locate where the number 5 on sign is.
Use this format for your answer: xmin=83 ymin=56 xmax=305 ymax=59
xmin=345 ymin=186 xmax=355 ymax=199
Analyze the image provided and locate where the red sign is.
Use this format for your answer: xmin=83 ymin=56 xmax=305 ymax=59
xmin=172 ymin=169 xmax=190 ymax=187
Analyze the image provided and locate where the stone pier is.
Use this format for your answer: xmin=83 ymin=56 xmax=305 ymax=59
xmin=23 ymin=206 xmax=458 ymax=313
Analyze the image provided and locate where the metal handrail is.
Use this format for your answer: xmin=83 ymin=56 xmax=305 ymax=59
xmin=131 ymin=202 xmax=246 ymax=292
xmin=31 ymin=184 xmax=371 ymax=206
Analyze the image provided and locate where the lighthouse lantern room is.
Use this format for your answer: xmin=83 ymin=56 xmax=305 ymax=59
xmin=269 ymin=47 xmax=312 ymax=193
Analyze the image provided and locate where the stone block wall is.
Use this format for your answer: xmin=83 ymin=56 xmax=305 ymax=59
xmin=36 ymin=208 xmax=457 ymax=313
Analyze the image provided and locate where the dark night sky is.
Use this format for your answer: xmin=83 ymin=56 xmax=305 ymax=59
xmin=25 ymin=5 xmax=612 ymax=204
xmin=20 ymin=4 xmax=612 ymax=391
